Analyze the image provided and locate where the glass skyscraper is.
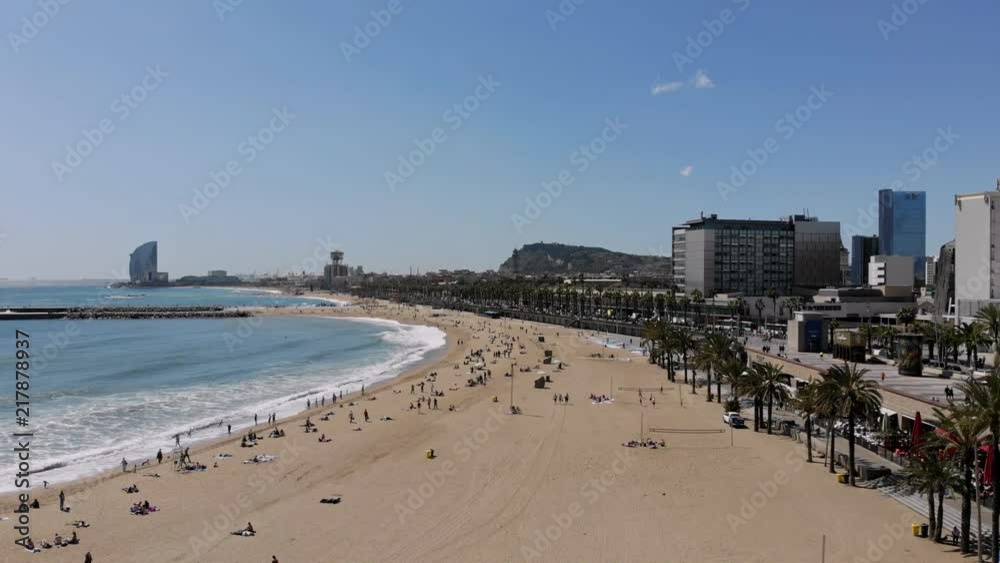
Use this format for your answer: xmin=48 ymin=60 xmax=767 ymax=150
xmin=850 ymin=235 xmax=879 ymax=285
xmin=129 ymin=241 xmax=158 ymax=283
xmin=878 ymin=189 xmax=926 ymax=282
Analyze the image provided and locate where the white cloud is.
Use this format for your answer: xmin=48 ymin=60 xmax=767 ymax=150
xmin=651 ymin=71 xmax=715 ymax=96
xmin=651 ymin=81 xmax=684 ymax=95
xmin=692 ymin=69 xmax=715 ymax=89
xmin=679 ymin=165 xmax=694 ymax=177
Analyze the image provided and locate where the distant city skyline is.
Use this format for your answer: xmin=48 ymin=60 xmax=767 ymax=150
xmin=1 ymin=1 xmax=994 ymax=278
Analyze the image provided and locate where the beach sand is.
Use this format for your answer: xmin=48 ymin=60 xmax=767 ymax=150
xmin=0 ymin=299 xmax=964 ymax=562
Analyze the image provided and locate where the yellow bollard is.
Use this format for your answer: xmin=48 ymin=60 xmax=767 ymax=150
xmin=911 ymin=523 xmax=920 ymax=537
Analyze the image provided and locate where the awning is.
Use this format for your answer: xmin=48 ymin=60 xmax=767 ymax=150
xmin=879 ymin=407 xmax=897 ymax=417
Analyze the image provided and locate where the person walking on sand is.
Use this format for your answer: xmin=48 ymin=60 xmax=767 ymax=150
xmin=121 ymin=458 xmax=128 ymax=473
xmin=254 ymin=414 xmax=258 ymax=426
xmin=156 ymin=449 xmax=163 ymax=465
xmin=59 ymin=490 xmax=65 ymax=511
xmin=363 ymin=409 xmax=369 ymax=423
xmin=228 ymin=424 xmax=232 ymax=435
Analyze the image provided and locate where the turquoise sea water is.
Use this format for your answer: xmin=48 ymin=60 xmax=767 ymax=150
xmin=0 ymin=283 xmax=344 ymax=309
xmin=0 ymin=287 xmax=445 ymax=491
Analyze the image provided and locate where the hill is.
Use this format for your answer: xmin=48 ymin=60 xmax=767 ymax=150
xmin=497 ymin=243 xmax=671 ymax=278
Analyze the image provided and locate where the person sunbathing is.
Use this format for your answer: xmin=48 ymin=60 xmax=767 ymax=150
xmin=68 ymin=532 xmax=79 ymax=545
xmin=230 ymin=522 xmax=256 ymax=536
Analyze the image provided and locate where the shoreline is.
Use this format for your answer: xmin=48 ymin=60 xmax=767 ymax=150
xmin=0 ymin=298 xmax=964 ymax=562
xmin=1 ymin=300 xmax=447 ymax=497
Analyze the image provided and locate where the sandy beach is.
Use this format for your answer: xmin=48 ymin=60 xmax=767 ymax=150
xmin=1 ymin=299 xmax=965 ymax=562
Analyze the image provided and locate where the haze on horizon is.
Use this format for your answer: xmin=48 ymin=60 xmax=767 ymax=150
xmin=1 ymin=1 xmax=995 ymax=279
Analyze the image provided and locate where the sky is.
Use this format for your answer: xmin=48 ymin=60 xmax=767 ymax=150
xmin=0 ymin=0 xmax=995 ymax=279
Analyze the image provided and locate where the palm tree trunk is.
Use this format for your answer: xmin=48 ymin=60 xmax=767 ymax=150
xmin=753 ymin=397 xmax=760 ymax=432
xmin=962 ymin=450 xmax=972 ymax=553
xmin=706 ymin=368 xmax=713 ymax=402
xmin=848 ymin=409 xmax=856 ymax=485
xmin=716 ymin=371 xmax=722 ymax=404
xmin=928 ymin=492 xmax=937 ymax=542
xmin=689 ymin=357 xmax=695 ymax=394
xmin=805 ymin=416 xmax=813 ymax=463
xmin=828 ymin=418 xmax=836 ymax=473
xmin=936 ymin=486 xmax=945 ymax=542
xmin=992 ymin=429 xmax=999 ymax=558
xmin=766 ymin=392 xmax=773 ymax=435
xmin=683 ymin=355 xmax=689 ymax=385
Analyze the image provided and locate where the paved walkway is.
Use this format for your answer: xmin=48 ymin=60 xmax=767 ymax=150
xmin=742 ymin=333 xmax=962 ymax=405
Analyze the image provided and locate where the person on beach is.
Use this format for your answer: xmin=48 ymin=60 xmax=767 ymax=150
xmin=156 ymin=449 xmax=163 ymax=464
xmin=254 ymin=414 xmax=258 ymax=426
xmin=363 ymin=409 xmax=370 ymax=423
xmin=121 ymin=458 xmax=128 ymax=473
xmin=85 ymin=551 xmax=93 ymax=563
xmin=228 ymin=424 xmax=232 ymax=435
xmin=59 ymin=490 xmax=65 ymax=511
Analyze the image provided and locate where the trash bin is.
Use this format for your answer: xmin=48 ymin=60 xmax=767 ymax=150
xmin=911 ymin=523 xmax=920 ymax=537
xmin=836 ymin=474 xmax=848 ymax=484
xmin=920 ymin=523 xmax=929 ymax=538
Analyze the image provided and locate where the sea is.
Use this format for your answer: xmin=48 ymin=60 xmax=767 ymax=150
xmin=0 ymin=284 xmax=446 ymax=491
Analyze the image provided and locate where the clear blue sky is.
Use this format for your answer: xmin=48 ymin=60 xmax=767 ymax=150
xmin=0 ymin=0 xmax=994 ymax=279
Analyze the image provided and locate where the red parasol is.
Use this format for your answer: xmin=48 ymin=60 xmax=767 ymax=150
xmin=911 ymin=411 xmax=923 ymax=451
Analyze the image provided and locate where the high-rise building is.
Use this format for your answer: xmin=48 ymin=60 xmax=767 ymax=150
xmin=954 ymin=188 xmax=1000 ymax=316
xmin=129 ymin=241 xmax=158 ymax=283
xmin=671 ymin=213 xmax=840 ymax=296
xmin=850 ymin=235 xmax=879 ymax=286
xmin=924 ymin=257 xmax=937 ymax=287
xmin=792 ymin=215 xmax=843 ymax=289
xmin=878 ymin=189 xmax=927 ymax=282
xmin=868 ymin=255 xmax=914 ymax=288
xmin=839 ymin=245 xmax=851 ymax=286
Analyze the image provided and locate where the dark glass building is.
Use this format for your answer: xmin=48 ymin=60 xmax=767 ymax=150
xmin=850 ymin=235 xmax=879 ymax=286
xmin=672 ymin=214 xmax=839 ymax=296
xmin=878 ymin=189 xmax=926 ymax=282
xmin=129 ymin=241 xmax=158 ymax=283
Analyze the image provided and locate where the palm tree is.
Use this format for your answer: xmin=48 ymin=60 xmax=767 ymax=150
xmin=641 ymin=320 xmax=664 ymax=366
xmin=958 ymin=370 xmax=1000 ymax=554
xmin=960 ymin=322 xmax=990 ymax=368
xmin=673 ymin=328 xmax=697 ymax=389
xmin=678 ymin=296 xmax=691 ymax=326
xmin=738 ymin=367 xmax=766 ymax=432
xmin=695 ymin=333 xmax=734 ymax=403
xmin=900 ymin=444 xmax=958 ymax=543
xmin=720 ymin=358 xmax=748 ymax=405
xmin=661 ymin=324 xmax=679 ymax=381
xmin=818 ymin=362 xmax=882 ymax=485
xmin=977 ymin=304 xmax=1000 ymax=362
xmin=754 ymin=298 xmax=766 ymax=329
xmin=767 ymin=288 xmax=778 ymax=327
xmin=792 ymin=383 xmax=820 ymax=463
xmin=754 ymin=363 xmax=789 ymax=435
xmin=933 ymin=403 xmax=986 ymax=553
xmin=896 ymin=306 xmax=916 ymax=333
xmin=859 ymin=322 xmax=876 ymax=354
xmin=690 ymin=290 xmax=705 ymax=328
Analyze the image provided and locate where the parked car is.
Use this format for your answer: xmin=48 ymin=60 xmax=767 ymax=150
xmin=723 ymin=412 xmax=745 ymax=427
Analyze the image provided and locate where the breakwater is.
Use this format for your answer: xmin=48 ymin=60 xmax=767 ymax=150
xmin=0 ymin=306 xmax=253 ymax=321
